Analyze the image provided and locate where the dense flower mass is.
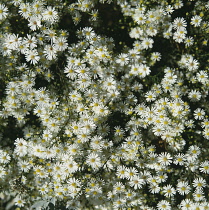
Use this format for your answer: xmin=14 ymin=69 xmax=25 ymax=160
xmin=0 ymin=0 xmax=209 ymax=209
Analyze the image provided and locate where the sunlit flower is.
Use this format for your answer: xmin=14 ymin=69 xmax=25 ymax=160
xmin=200 ymin=161 xmax=209 ymax=174
xmin=194 ymin=108 xmax=205 ymax=120
xmin=25 ymin=49 xmax=40 ymax=64
xmin=177 ymin=180 xmax=191 ymax=195
xmin=163 ymin=184 xmax=176 ymax=197
xmin=191 ymin=15 xmax=202 ymax=27
xmin=43 ymin=6 xmax=58 ymax=23
xmin=0 ymin=4 xmax=8 ymax=20
xmin=157 ymin=200 xmax=171 ymax=210
xmin=86 ymin=153 xmax=102 ymax=169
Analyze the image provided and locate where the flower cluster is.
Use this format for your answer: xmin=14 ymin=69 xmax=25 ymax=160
xmin=1 ymin=0 xmax=209 ymax=209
